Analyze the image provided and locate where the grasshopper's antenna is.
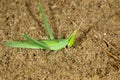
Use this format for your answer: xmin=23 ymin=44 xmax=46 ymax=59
xmin=62 ymin=10 xmax=88 ymax=32
xmin=76 ymin=16 xmax=87 ymax=31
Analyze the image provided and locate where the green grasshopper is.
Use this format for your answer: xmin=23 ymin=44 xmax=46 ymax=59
xmin=3 ymin=3 xmax=77 ymax=51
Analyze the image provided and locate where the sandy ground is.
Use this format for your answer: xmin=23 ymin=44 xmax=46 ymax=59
xmin=0 ymin=0 xmax=120 ymax=80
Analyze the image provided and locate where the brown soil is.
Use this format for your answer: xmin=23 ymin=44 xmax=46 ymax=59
xmin=0 ymin=0 xmax=120 ymax=80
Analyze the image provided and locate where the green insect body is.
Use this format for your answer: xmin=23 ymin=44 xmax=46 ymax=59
xmin=4 ymin=30 xmax=77 ymax=50
xmin=3 ymin=3 xmax=77 ymax=51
